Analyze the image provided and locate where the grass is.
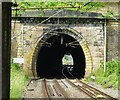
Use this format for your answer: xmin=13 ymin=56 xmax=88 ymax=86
xmin=10 ymin=61 xmax=30 ymax=99
xmin=86 ymin=60 xmax=120 ymax=90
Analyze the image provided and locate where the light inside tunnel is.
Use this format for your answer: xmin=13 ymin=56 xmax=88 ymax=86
xmin=62 ymin=53 xmax=74 ymax=78
xmin=62 ymin=53 xmax=74 ymax=65
xmin=36 ymin=33 xmax=86 ymax=79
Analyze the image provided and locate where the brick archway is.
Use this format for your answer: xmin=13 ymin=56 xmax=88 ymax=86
xmin=30 ymin=27 xmax=93 ymax=78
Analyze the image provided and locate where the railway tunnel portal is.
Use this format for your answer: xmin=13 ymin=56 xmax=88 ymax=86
xmin=11 ymin=10 xmax=105 ymax=78
xmin=34 ymin=28 xmax=86 ymax=78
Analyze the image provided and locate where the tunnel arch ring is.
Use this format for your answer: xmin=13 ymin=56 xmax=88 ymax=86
xmin=31 ymin=27 xmax=93 ymax=77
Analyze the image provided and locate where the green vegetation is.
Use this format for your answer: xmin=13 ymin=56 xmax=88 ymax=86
xmin=12 ymin=2 xmax=119 ymax=19
xmin=12 ymin=2 xmax=105 ymax=15
xmin=10 ymin=61 xmax=30 ymax=99
xmin=86 ymin=60 xmax=120 ymax=90
xmin=17 ymin=2 xmax=105 ymax=10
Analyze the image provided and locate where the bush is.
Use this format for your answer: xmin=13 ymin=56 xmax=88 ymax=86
xmin=86 ymin=60 xmax=120 ymax=90
xmin=10 ymin=60 xmax=30 ymax=99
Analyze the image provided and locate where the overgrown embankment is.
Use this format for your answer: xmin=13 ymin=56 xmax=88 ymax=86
xmin=10 ymin=61 xmax=30 ymax=99
xmin=86 ymin=60 xmax=120 ymax=90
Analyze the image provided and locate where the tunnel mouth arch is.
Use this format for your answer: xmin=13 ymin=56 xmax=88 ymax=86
xmin=32 ymin=28 xmax=92 ymax=79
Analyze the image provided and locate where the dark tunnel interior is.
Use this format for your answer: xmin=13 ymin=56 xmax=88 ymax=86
xmin=36 ymin=33 xmax=86 ymax=79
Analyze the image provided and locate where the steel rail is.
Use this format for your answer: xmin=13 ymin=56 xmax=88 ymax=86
xmin=47 ymin=85 xmax=55 ymax=97
xmin=52 ymin=85 xmax=63 ymax=97
xmin=53 ymin=79 xmax=70 ymax=99
xmin=76 ymin=79 xmax=117 ymax=100
xmin=41 ymin=78 xmax=50 ymax=99
xmin=65 ymin=78 xmax=96 ymax=99
xmin=23 ymin=78 xmax=117 ymax=99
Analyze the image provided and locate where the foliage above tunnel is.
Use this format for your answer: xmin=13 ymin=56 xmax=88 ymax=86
xmin=12 ymin=2 xmax=119 ymax=18
xmin=16 ymin=2 xmax=105 ymax=11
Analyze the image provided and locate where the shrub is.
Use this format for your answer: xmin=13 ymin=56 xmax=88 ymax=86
xmin=86 ymin=60 xmax=120 ymax=90
xmin=10 ymin=60 xmax=30 ymax=99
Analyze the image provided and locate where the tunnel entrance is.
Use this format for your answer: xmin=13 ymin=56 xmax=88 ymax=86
xmin=36 ymin=31 xmax=85 ymax=79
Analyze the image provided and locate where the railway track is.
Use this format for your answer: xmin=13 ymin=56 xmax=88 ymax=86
xmin=22 ymin=78 xmax=117 ymax=99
